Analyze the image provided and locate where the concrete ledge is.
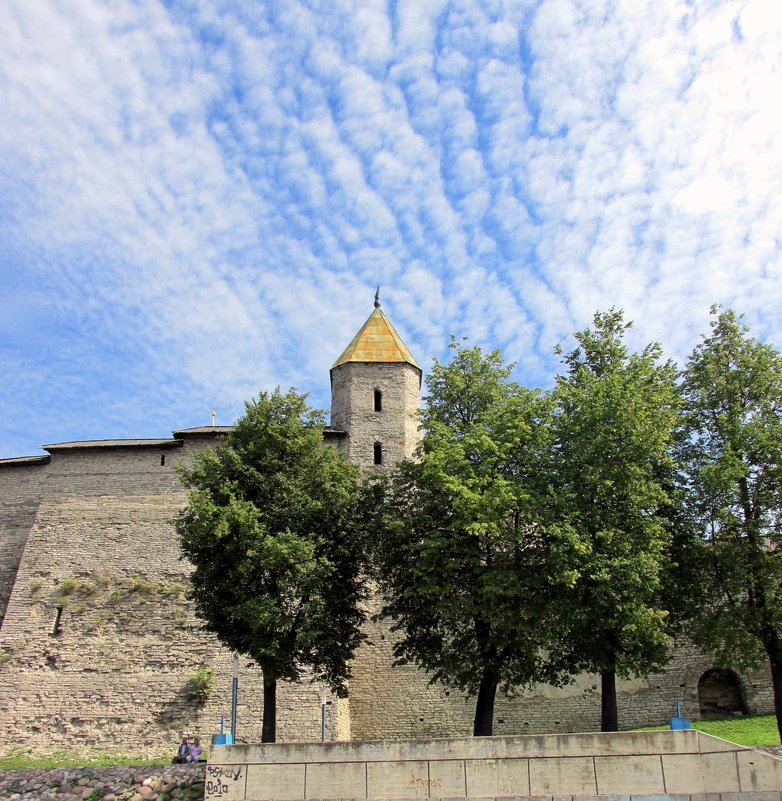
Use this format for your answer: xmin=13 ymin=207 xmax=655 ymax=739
xmin=205 ymin=731 xmax=782 ymax=801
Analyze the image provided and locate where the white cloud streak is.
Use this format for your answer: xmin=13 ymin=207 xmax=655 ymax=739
xmin=1 ymin=0 xmax=780 ymax=456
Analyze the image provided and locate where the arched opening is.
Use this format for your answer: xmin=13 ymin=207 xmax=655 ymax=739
xmin=697 ymin=668 xmax=747 ymax=718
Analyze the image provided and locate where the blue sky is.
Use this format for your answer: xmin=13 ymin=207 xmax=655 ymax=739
xmin=2 ymin=0 xmax=781 ymax=458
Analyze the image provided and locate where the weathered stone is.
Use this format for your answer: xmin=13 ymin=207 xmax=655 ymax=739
xmin=0 ymin=306 xmax=776 ymax=756
xmin=0 ymin=764 xmax=205 ymax=801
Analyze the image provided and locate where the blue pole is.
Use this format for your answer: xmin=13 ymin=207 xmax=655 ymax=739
xmin=321 ymin=687 xmax=327 ymax=742
xmin=231 ymin=654 xmax=239 ymax=742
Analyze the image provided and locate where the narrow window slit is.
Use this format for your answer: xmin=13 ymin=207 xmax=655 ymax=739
xmin=374 ymin=389 xmax=382 ymax=412
xmin=160 ymin=454 xmax=166 ymax=466
xmin=51 ymin=606 xmax=63 ymax=636
xmin=373 ymin=443 xmax=383 ymax=465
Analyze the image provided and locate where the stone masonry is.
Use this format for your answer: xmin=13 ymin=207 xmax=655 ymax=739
xmin=330 ymin=361 xmax=422 ymax=469
xmin=0 ymin=303 xmax=776 ymax=758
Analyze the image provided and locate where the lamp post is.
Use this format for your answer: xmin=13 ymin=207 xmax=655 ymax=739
xmin=231 ymin=654 xmax=239 ymax=742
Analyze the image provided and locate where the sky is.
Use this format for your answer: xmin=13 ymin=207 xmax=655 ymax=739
xmin=1 ymin=0 xmax=781 ymax=458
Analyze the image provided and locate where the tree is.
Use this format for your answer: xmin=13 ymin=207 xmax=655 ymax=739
xmin=373 ymin=341 xmax=579 ymax=736
xmin=551 ymin=309 xmax=680 ymax=731
xmin=680 ymin=307 xmax=782 ymax=740
xmin=175 ymin=388 xmax=368 ymax=742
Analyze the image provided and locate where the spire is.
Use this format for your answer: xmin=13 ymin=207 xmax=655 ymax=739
xmin=331 ymin=297 xmax=420 ymax=371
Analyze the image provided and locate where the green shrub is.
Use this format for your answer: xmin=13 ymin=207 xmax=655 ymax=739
xmin=129 ymin=575 xmax=157 ymax=594
xmin=58 ymin=577 xmax=96 ymax=596
xmin=186 ymin=666 xmax=215 ymax=705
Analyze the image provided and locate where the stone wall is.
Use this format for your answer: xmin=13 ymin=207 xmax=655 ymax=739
xmin=0 ymin=431 xmax=776 ymax=757
xmin=0 ymin=458 xmax=48 ymax=624
xmin=330 ymin=361 xmax=421 ymax=469
xmin=0 ymin=439 xmax=344 ymax=757
xmin=348 ymin=596 xmax=774 ymax=741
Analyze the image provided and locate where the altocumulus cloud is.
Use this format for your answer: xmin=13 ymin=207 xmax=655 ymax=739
xmin=0 ymin=0 xmax=780 ymax=456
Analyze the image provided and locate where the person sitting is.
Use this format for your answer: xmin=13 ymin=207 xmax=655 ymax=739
xmin=187 ymin=736 xmax=205 ymax=762
xmin=172 ymin=733 xmax=189 ymax=764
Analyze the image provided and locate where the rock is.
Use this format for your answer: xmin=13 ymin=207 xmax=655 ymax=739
xmin=0 ymin=763 xmax=206 ymax=801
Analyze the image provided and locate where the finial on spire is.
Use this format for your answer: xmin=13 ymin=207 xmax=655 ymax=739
xmin=374 ymin=285 xmax=381 ymax=309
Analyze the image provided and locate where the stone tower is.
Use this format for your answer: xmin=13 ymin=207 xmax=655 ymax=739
xmin=330 ymin=295 xmax=422 ymax=469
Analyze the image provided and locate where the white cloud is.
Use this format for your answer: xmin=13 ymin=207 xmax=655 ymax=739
xmin=1 ymin=0 xmax=781 ymax=456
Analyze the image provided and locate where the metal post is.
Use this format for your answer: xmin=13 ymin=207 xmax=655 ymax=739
xmin=321 ymin=687 xmax=327 ymax=742
xmin=231 ymin=654 xmax=239 ymax=742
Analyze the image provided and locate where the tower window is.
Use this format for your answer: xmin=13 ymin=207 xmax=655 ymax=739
xmin=373 ymin=442 xmax=383 ymax=465
xmin=374 ymin=389 xmax=382 ymax=412
xmin=160 ymin=454 xmax=166 ymax=466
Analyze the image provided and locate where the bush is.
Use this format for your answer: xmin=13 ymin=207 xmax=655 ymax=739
xmin=186 ymin=667 xmax=215 ymax=705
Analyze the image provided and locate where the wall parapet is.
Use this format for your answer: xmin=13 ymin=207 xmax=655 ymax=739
xmin=206 ymin=730 xmax=782 ymax=800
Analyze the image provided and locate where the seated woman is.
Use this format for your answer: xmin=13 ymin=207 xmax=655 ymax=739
xmin=187 ymin=736 xmax=205 ymax=762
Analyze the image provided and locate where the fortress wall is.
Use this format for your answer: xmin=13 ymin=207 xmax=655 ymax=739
xmin=0 ymin=442 xmax=343 ymax=757
xmin=0 ymin=460 xmax=48 ymax=624
xmin=349 ymin=595 xmax=774 ymax=739
xmin=349 ymin=595 xmax=474 ymax=740
xmin=0 ymin=433 xmax=776 ymax=756
xmin=490 ymin=644 xmax=773 ymax=735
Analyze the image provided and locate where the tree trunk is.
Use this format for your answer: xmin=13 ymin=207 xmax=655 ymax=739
xmin=770 ymin=656 xmax=782 ymax=744
xmin=473 ymin=667 xmax=499 ymax=736
xmin=601 ymin=669 xmax=618 ymax=732
xmin=763 ymin=634 xmax=782 ymax=743
xmin=262 ymin=672 xmax=277 ymax=743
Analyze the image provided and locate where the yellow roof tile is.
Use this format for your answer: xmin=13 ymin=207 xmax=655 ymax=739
xmin=332 ymin=308 xmax=421 ymax=371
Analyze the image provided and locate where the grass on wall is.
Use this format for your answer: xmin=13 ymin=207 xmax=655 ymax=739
xmin=0 ymin=749 xmax=164 ymax=769
xmin=638 ymin=713 xmax=780 ymax=747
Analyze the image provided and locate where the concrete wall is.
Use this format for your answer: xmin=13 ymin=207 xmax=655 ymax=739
xmin=205 ymin=730 xmax=782 ymax=800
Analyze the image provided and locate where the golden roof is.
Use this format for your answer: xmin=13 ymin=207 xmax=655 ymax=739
xmin=332 ymin=307 xmax=421 ymax=371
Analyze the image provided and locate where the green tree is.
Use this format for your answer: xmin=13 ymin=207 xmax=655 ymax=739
xmin=680 ymin=307 xmax=782 ymax=739
xmin=551 ymin=309 xmax=680 ymax=731
xmin=175 ymin=388 xmax=368 ymax=742
xmin=373 ymin=341 xmax=579 ymax=736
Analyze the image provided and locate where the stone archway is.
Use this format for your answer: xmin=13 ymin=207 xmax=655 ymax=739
xmin=697 ymin=668 xmax=747 ymax=718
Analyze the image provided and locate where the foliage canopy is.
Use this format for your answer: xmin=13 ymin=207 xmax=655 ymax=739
xmin=679 ymin=307 xmax=782 ymax=739
xmin=551 ymin=309 xmax=681 ymax=730
xmin=374 ymin=340 xmax=580 ymax=735
xmin=176 ymin=388 xmax=368 ymax=741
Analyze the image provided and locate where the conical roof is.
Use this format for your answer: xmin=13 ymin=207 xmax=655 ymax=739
xmin=331 ymin=307 xmax=421 ymax=371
